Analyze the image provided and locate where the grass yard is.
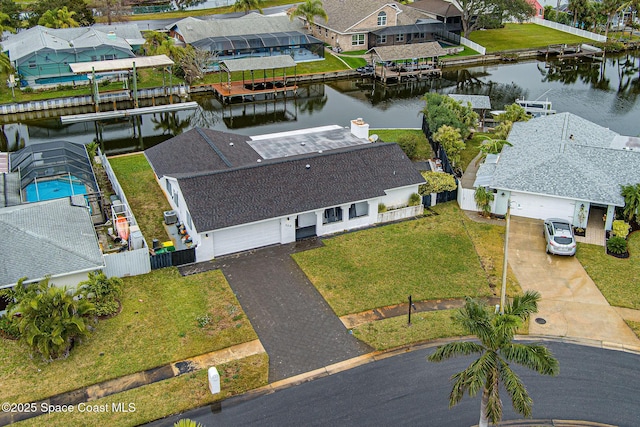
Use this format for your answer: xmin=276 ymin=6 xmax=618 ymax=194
xmin=109 ymin=153 xmax=171 ymax=243
xmin=338 ymin=55 xmax=368 ymax=69
xmin=468 ymin=23 xmax=590 ymax=53
xmin=293 ymin=202 xmax=519 ymax=316
xmin=0 ymin=268 xmax=258 ymax=404
xmin=19 ymin=354 xmax=269 ymax=427
xmin=460 ymin=132 xmax=491 ymax=172
xmin=374 ymin=128 xmax=432 ymax=160
xmin=353 ymin=310 xmax=467 ymax=350
xmin=576 ymin=231 xmax=640 ymax=310
xmin=626 ymin=320 xmax=640 ymax=338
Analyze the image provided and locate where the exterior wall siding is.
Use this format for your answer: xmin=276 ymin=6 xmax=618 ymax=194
xmin=380 ymin=185 xmax=418 ymax=209
xmin=351 ymin=5 xmax=399 ymax=30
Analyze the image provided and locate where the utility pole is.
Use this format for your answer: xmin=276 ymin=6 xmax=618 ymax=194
xmin=500 ymin=199 xmax=511 ymax=315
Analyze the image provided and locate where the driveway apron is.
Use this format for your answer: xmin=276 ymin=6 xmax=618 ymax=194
xmin=508 ymin=217 xmax=640 ymax=346
xmin=182 ymin=240 xmax=371 ymax=382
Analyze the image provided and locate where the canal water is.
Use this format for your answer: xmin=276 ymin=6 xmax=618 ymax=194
xmin=1 ymin=52 xmax=639 ymax=155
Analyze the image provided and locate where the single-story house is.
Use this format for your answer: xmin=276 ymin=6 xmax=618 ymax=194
xmin=0 ymin=197 xmax=105 ymax=295
xmin=166 ymin=13 xmax=324 ymax=67
xmin=312 ymin=0 xmax=460 ymax=52
xmin=474 ymin=112 xmax=640 ymax=231
xmin=1 ymin=26 xmax=138 ymax=86
xmin=145 ymin=121 xmax=425 ymax=260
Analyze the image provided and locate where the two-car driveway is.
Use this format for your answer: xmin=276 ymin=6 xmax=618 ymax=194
xmin=508 ymin=217 xmax=640 ymax=347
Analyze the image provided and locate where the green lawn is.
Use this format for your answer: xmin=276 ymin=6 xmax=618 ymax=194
xmin=338 ymin=55 xmax=368 ymax=69
xmin=468 ymin=23 xmax=591 ymax=53
xmin=19 ymin=354 xmax=268 ymax=427
xmin=353 ymin=310 xmax=467 ymax=350
xmin=374 ymin=128 xmax=433 ymax=160
xmin=460 ymin=132 xmax=490 ymax=172
xmin=0 ymin=268 xmax=260 ymax=404
xmin=293 ymin=202 xmax=519 ymax=316
xmin=576 ymin=231 xmax=640 ymax=310
xmin=109 ymin=153 xmax=171 ymax=243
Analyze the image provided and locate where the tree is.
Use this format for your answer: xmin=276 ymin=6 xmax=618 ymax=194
xmin=428 ymin=292 xmax=559 ymax=427
xmin=433 ymin=125 xmax=465 ymax=168
xmin=289 ymin=0 xmax=328 ymax=28
xmin=620 ymin=183 xmax=640 ymax=222
xmin=0 ymin=0 xmax=21 ymax=34
xmin=0 ymin=50 xmax=12 ymax=75
xmin=232 ymin=0 xmax=264 ymax=15
xmin=38 ymin=6 xmax=80 ymax=29
xmin=602 ymin=0 xmax=625 ymax=38
xmin=423 ymin=93 xmax=478 ymax=140
xmin=0 ymin=12 xmax=16 ymax=36
xmin=475 ymin=136 xmax=512 ymax=165
xmin=89 ymin=0 xmax=130 ymax=25
xmin=497 ymin=103 xmax=530 ymax=123
xmin=78 ymin=271 xmax=123 ymax=317
xmin=474 ymin=186 xmax=494 ymax=217
xmin=568 ymin=0 xmax=589 ymax=27
xmin=419 ymin=171 xmax=457 ymax=195
xmin=3 ymin=277 xmax=96 ymax=361
xmin=29 ymin=0 xmax=94 ymax=27
xmin=458 ymin=0 xmax=497 ymax=37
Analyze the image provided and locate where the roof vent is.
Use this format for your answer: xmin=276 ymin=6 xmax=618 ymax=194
xmin=305 ymin=164 xmax=310 ymax=169
xmin=257 ymin=159 xmax=262 ymax=163
xmin=301 ymin=142 xmax=306 ymax=146
xmin=229 ymin=142 xmax=234 ymax=146
xmin=318 ymin=150 xmax=323 ymax=153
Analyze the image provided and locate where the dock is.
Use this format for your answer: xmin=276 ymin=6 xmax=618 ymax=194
xmin=208 ymin=78 xmax=297 ymax=104
xmin=539 ymin=43 xmax=604 ymax=60
xmin=60 ymin=102 xmax=199 ymax=124
xmin=373 ymin=64 xmax=442 ymax=84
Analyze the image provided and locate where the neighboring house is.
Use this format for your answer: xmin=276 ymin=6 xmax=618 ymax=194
xmin=526 ymin=0 xmax=545 ymax=19
xmin=145 ymin=122 xmax=425 ymax=261
xmin=166 ymin=13 xmax=324 ymax=66
xmin=1 ymin=26 xmax=138 ymax=86
xmin=408 ymin=0 xmax=463 ymax=34
xmin=0 ymin=197 xmax=105 ymax=293
xmin=92 ymin=24 xmax=146 ymax=53
xmin=474 ymin=112 xmax=640 ymax=232
xmin=313 ymin=0 xmax=460 ymax=52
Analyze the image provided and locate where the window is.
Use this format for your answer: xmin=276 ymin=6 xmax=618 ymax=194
xmin=351 ymin=34 xmax=365 ymax=46
xmin=102 ymin=54 xmax=115 ymax=61
xmin=172 ymin=191 xmax=179 ymax=207
xmin=377 ymin=11 xmax=387 ymax=26
xmin=395 ymin=34 xmax=404 ymax=42
xmin=186 ymin=210 xmax=193 ymax=229
xmin=323 ymin=207 xmax=343 ymax=224
xmin=349 ymin=202 xmax=369 ymax=219
xmin=376 ymin=35 xmax=387 ymax=44
xmin=419 ymin=32 xmax=426 ymax=39
xmin=28 ymin=61 xmax=36 ymax=69
xmin=165 ymin=180 xmax=172 ymax=194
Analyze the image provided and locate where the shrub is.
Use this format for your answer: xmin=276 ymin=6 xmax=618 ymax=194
xmin=396 ymin=134 xmax=419 ymax=160
xmin=607 ymin=236 xmax=628 ymax=255
xmin=419 ymin=171 xmax=457 ymax=195
xmin=612 ymin=220 xmax=631 ymax=239
xmin=79 ymin=271 xmax=123 ymax=318
xmin=22 ymin=86 xmax=33 ymax=93
xmin=474 ymin=186 xmax=494 ymax=217
xmin=0 ymin=315 xmax=19 ymax=339
xmin=378 ymin=203 xmax=387 ymax=213
xmin=408 ymin=193 xmax=421 ymax=206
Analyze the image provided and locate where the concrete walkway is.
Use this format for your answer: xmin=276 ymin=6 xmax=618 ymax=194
xmin=180 ymin=239 xmax=371 ymax=382
xmin=508 ymin=216 xmax=640 ymax=348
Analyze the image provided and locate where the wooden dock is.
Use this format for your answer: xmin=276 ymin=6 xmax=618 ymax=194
xmin=539 ymin=43 xmax=605 ymax=60
xmin=373 ymin=64 xmax=442 ymax=84
xmin=209 ymin=78 xmax=297 ymax=104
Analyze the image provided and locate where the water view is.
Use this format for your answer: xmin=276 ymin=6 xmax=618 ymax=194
xmin=1 ymin=52 xmax=639 ymax=155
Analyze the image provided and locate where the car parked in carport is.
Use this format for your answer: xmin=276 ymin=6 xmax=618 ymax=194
xmin=544 ymin=218 xmax=577 ymax=256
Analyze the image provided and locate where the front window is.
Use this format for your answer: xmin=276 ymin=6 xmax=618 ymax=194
xmin=377 ymin=11 xmax=387 ymax=26
xmin=349 ymin=202 xmax=369 ymax=219
xmin=323 ymin=207 xmax=343 ymax=224
xmin=376 ymin=35 xmax=387 ymax=44
xmin=395 ymin=34 xmax=404 ymax=42
xmin=351 ymin=34 xmax=365 ymax=46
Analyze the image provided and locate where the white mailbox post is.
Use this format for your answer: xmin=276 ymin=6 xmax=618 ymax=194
xmin=208 ymin=367 xmax=220 ymax=394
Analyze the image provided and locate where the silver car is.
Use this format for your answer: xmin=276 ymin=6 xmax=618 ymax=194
xmin=543 ymin=218 xmax=577 ymax=256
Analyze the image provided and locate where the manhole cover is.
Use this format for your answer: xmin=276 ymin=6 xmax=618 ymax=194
xmin=535 ymin=317 xmax=547 ymax=324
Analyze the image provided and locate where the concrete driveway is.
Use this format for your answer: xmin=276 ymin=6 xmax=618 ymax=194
xmin=508 ymin=217 xmax=640 ymax=348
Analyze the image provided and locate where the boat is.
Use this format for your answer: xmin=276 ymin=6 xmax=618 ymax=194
xmin=515 ymin=98 xmax=555 ymax=117
xmin=115 ymin=216 xmax=129 ymax=241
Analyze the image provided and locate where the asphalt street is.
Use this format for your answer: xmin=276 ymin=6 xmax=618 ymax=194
xmin=150 ymin=342 xmax=640 ymax=427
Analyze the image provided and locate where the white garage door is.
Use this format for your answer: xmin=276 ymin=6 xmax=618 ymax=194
xmin=213 ymin=219 xmax=281 ymax=257
xmin=511 ymin=193 xmax=575 ymax=222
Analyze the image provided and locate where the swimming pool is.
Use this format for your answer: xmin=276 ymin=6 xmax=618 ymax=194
xmin=25 ymin=176 xmax=87 ymax=202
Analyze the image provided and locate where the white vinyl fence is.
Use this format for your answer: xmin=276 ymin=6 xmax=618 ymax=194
xmin=530 ymin=17 xmax=607 ymax=42
xmin=458 ymin=187 xmax=478 ymax=212
xmin=460 ymin=37 xmax=487 ymax=55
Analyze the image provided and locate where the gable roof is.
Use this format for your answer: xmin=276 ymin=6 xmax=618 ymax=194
xmin=168 ymin=14 xmax=305 ymax=44
xmin=367 ymin=42 xmax=447 ymax=61
xmin=320 ymin=0 xmax=429 ymax=33
xmin=448 ymin=94 xmax=492 ymax=110
xmin=0 ymin=198 xmax=104 ymax=287
xmin=2 ymin=26 xmax=134 ymax=63
xmin=489 ymin=112 xmax=640 ymax=206
xmin=175 ymin=143 xmax=424 ymax=231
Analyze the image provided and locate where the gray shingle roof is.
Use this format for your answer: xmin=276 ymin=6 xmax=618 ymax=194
xmin=168 ymin=14 xmax=304 ymax=44
xmin=321 ymin=0 xmax=429 ymax=33
xmin=144 ymin=128 xmax=260 ymax=178
xmin=409 ymin=0 xmax=462 ymax=17
xmin=177 ymin=143 xmax=424 ymax=231
xmin=367 ymin=42 xmax=447 ymax=61
xmin=2 ymin=26 xmax=133 ymax=63
xmin=449 ymin=94 xmax=492 ymax=110
xmin=490 ymin=112 xmax=640 ymax=206
xmin=0 ymin=198 xmax=104 ymax=287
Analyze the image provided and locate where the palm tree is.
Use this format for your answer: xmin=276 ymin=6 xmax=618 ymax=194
xmin=289 ymin=0 xmax=328 ymax=29
xmin=0 ymin=11 xmax=16 ymax=35
xmin=38 ymin=6 xmax=80 ymax=29
xmin=475 ymin=136 xmax=512 ymax=166
xmin=621 ymin=183 xmax=640 ymax=222
xmin=428 ymin=292 xmax=559 ymax=427
xmin=232 ymin=0 xmax=264 ymax=15
xmin=0 ymin=50 xmax=12 ymax=75
xmin=474 ymin=186 xmax=494 ymax=217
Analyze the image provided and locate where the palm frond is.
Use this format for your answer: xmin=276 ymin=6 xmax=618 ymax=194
xmin=428 ymin=341 xmax=485 ymax=362
xmin=506 ymin=290 xmax=541 ymax=320
xmin=501 ymin=343 xmax=559 ymax=376
xmin=498 ymin=361 xmax=533 ymax=418
xmin=484 ymin=367 xmax=503 ymax=423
